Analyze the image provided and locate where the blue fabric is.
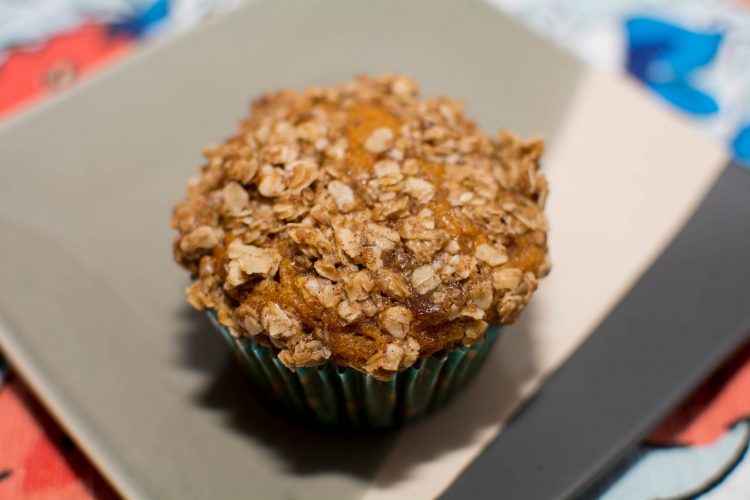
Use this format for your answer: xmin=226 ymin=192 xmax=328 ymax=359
xmin=589 ymin=421 xmax=750 ymax=499
xmin=109 ymin=0 xmax=169 ymax=37
xmin=626 ymin=17 xmax=721 ymax=116
xmin=732 ymin=123 xmax=750 ymax=167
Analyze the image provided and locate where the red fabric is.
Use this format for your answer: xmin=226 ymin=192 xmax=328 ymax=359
xmin=0 ymin=23 xmax=132 ymax=119
xmin=0 ymin=382 xmax=118 ymax=499
xmin=648 ymin=340 xmax=750 ymax=446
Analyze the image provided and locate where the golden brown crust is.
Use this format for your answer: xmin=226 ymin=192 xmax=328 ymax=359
xmin=172 ymin=74 xmax=550 ymax=380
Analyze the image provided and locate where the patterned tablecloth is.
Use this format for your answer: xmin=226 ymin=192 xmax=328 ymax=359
xmin=0 ymin=1 xmax=749 ymax=498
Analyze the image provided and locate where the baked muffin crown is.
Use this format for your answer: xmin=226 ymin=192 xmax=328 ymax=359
xmin=172 ymin=74 xmax=549 ymax=380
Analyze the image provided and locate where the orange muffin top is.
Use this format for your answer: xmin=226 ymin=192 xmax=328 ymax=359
xmin=172 ymin=74 xmax=549 ymax=380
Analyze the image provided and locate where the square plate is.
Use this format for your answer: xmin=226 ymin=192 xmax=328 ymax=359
xmin=0 ymin=1 xmax=725 ymax=498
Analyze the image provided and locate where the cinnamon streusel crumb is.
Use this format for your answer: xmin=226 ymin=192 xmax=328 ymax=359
xmin=172 ymin=74 xmax=549 ymax=380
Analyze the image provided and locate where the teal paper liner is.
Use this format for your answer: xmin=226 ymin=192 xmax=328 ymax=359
xmin=208 ymin=312 xmax=500 ymax=430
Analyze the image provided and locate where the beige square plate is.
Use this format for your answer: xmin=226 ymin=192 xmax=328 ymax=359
xmin=0 ymin=1 xmax=725 ymax=498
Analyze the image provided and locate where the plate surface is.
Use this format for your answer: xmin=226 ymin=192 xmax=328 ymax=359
xmin=0 ymin=1 xmax=725 ymax=499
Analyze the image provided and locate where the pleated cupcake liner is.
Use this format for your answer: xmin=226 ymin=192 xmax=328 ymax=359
xmin=208 ymin=311 xmax=500 ymax=431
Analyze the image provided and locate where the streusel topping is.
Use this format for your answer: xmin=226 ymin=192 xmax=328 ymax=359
xmin=172 ymin=74 xmax=549 ymax=380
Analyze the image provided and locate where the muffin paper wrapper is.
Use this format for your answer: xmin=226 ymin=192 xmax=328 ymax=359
xmin=208 ymin=312 xmax=500 ymax=430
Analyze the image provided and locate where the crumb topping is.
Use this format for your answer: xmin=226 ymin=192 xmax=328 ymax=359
xmin=172 ymin=74 xmax=550 ymax=380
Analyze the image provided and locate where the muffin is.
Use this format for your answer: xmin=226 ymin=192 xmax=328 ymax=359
xmin=172 ymin=74 xmax=549 ymax=429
